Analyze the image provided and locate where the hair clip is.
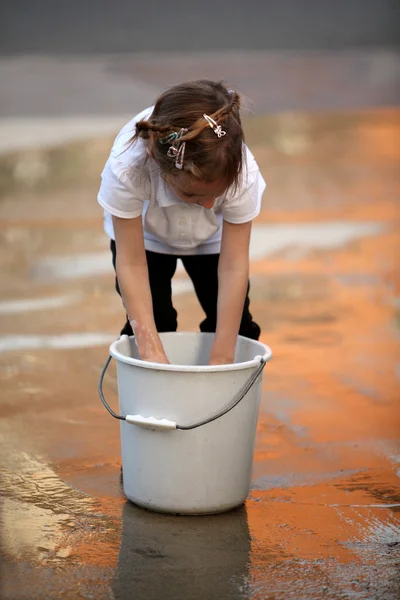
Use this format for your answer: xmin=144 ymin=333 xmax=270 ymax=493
xmin=174 ymin=143 xmax=185 ymax=169
xmin=167 ymin=146 xmax=178 ymax=157
xmin=166 ymin=128 xmax=187 ymax=169
xmin=203 ymin=114 xmax=226 ymax=138
xmin=160 ymin=131 xmax=178 ymax=144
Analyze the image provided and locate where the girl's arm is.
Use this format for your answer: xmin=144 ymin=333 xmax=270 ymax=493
xmin=112 ymin=215 xmax=169 ymax=363
xmin=209 ymin=220 xmax=252 ymax=365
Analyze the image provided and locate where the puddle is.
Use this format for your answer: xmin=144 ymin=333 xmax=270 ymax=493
xmin=0 ymin=293 xmax=82 ymax=315
xmin=171 ymin=278 xmax=194 ymax=294
xmin=335 ymin=273 xmax=382 ymax=287
xmin=247 ymin=475 xmax=400 ymax=600
xmin=33 ymin=251 xmax=112 ymax=281
xmin=0 ymin=452 xmax=94 ymax=564
xmin=0 ymin=333 xmax=116 ymax=352
xmin=0 ymin=107 xmax=398 ymax=599
xmin=250 ymin=221 xmax=385 ymax=261
xmin=31 ymin=222 xmax=385 ymax=285
xmin=0 ymin=450 xmax=121 ymax=574
xmin=252 ymin=468 xmax=365 ymax=492
xmin=1 ymin=496 xmax=68 ymax=563
xmin=113 ymin=502 xmax=251 ymax=600
xmin=31 ymin=252 xmax=193 ymax=295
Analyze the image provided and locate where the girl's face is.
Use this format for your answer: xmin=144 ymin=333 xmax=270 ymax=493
xmin=167 ymin=172 xmax=228 ymax=209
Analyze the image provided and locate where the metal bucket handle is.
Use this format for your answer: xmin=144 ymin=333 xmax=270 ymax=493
xmin=98 ymin=354 xmax=267 ymax=432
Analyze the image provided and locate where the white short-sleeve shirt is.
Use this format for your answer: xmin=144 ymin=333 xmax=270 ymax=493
xmin=97 ymin=107 xmax=266 ymax=255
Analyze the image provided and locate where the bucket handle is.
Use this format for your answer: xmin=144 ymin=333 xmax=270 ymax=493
xmin=98 ymin=355 xmax=267 ymax=431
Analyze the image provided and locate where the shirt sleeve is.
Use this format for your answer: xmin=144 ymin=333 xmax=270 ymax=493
xmin=97 ymin=158 xmax=145 ymax=219
xmin=220 ymin=148 xmax=266 ymax=224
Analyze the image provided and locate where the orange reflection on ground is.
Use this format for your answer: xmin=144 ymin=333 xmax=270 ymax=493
xmin=244 ymin=109 xmax=400 ymax=591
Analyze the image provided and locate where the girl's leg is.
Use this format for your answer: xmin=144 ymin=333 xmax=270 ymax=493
xmin=180 ymin=253 xmax=261 ymax=340
xmin=110 ymin=240 xmax=178 ymax=335
xmin=146 ymin=250 xmax=178 ymax=332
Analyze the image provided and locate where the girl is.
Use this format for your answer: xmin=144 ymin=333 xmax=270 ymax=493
xmin=98 ymin=80 xmax=265 ymax=365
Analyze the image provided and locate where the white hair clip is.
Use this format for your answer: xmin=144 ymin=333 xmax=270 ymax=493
xmin=203 ymin=114 xmax=226 ymax=138
xmin=166 ymin=128 xmax=187 ymax=169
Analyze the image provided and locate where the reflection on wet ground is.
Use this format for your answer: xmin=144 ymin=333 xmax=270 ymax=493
xmin=0 ymin=110 xmax=399 ymax=599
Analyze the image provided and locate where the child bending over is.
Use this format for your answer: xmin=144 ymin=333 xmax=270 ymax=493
xmin=98 ymin=80 xmax=266 ymax=365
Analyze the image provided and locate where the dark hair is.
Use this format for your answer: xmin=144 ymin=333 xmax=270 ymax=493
xmin=131 ymin=80 xmax=244 ymax=189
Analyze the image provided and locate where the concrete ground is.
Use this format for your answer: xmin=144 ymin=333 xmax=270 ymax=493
xmin=0 ymin=106 xmax=399 ymax=599
xmin=0 ymin=28 xmax=399 ymax=600
xmin=1 ymin=49 xmax=399 ymax=154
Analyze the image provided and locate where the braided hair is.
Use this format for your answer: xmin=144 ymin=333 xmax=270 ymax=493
xmin=130 ymin=80 xmax=244 ymax=189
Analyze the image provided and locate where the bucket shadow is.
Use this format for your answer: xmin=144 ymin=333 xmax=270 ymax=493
xmin=112 ymin=501 xmax=251 ymax=600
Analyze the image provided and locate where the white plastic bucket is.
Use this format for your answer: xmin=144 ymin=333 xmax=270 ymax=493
xmin=99 ymin=332 xmax=272 ymax=514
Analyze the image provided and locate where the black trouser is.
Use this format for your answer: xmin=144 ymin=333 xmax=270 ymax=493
xmin=110 ymin=240 xmax=261 ymax=340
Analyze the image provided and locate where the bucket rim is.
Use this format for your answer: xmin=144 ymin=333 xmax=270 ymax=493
xmin=109 ymin=332 xmax=272 ymax=372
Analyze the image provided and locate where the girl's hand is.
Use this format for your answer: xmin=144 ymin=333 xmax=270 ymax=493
xmin=208 ymin=350 xmax=235 ymax=366
xmin=208 ymin=358 xmax=231 ymax=366
xmin=112 ymin=216 xmax=169 ymax=364
xmin=131 ymin=321 xmax=169 ymax=364
xmin=143 ymin=351 xmax=170 ymax=365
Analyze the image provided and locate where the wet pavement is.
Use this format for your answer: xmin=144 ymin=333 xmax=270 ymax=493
xmin=0 ymin=107 xmax=399 ymax=599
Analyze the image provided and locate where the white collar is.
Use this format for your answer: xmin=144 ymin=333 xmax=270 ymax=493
xmin=158 ymin=179 xmax=182 ymax=208
xmin=149 ymin=159 xmax=184 ymax=208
